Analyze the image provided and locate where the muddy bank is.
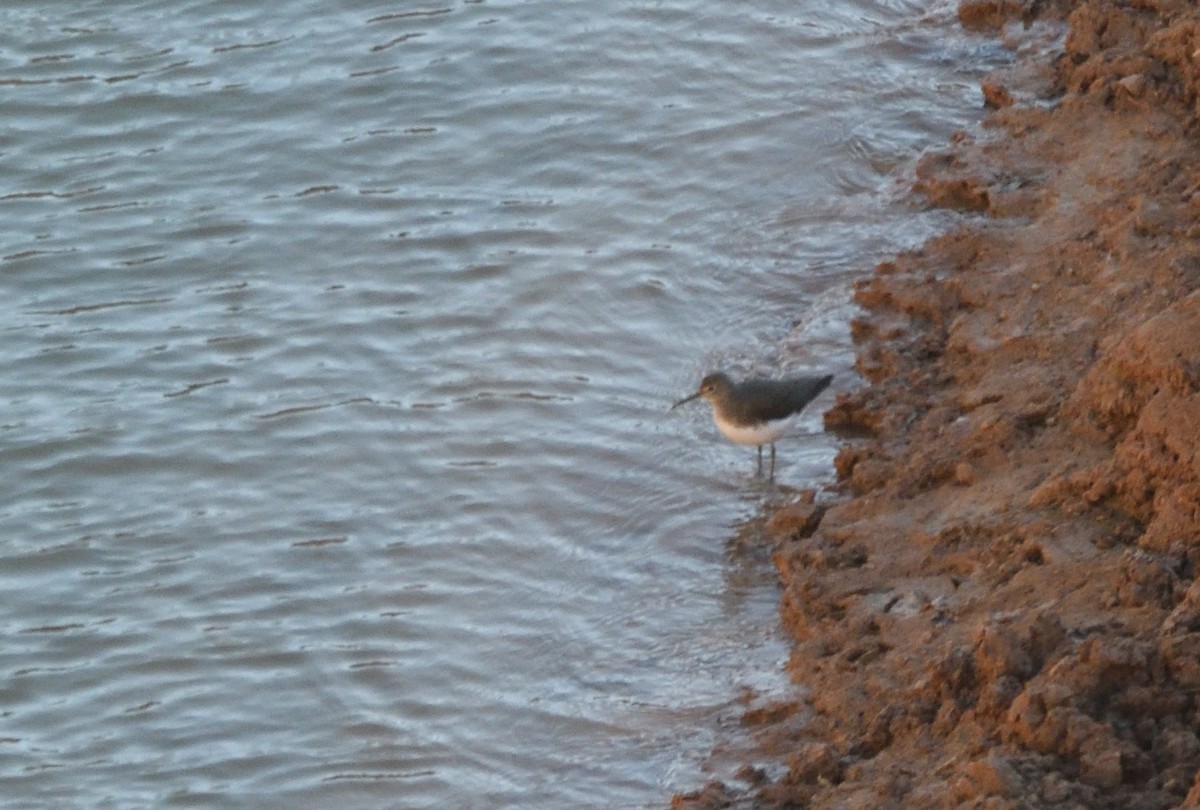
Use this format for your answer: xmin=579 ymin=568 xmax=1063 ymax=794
xmin=677 ymin=1 xmax=1200 ymax=808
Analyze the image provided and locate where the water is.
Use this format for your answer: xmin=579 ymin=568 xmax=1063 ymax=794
xmin=0 ymin=1 xmax=1011 ymax=807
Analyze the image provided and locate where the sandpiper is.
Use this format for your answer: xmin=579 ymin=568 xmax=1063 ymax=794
xmin=671 ymin=371 xmax=833 ymax=477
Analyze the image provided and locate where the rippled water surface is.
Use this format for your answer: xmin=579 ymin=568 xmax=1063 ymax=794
xmin=1 ymin=1 xmax=1010 ymax=807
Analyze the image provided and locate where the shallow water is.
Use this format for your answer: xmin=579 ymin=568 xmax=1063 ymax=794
xmin=0 ymin=1 xmax=1010 ymax=807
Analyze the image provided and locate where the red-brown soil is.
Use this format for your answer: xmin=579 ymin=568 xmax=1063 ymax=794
xmin=676 ymin=0 xmax=1200 ymax=807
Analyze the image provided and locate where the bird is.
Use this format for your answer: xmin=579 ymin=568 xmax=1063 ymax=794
xmin=670 ymin=371 xmax=833 ymax=477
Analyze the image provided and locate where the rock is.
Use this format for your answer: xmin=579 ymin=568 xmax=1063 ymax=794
xmin=1181 ymin=769 xmax=1200 ymax=807
xmin=1156 ymin=727 xmax=1200 ymax=767
xmin=982 ymin=79 xmax=1015 ymax=109
xmin=785 ymin=741 xmax=841 ymax=785
xmin=973 ymin=612 xmax=1065 ymax=683
xmin=1041 ymin=772 xmax=1074 ymax=803
xmin=1160 ymin=581 xmax=1200 ymax=689
xmin=913 ymin=151 xmax=993 ymax=211
xmin=1116 ymin=73 xmax=1147 ymax=98
xmin=1077 ymin=634 xmax=1154 ymax=694
xmin=954 ymin=461 xmax=976 ymax=485
xmin=958 ymin=754 xmax=1024 ymax=798
xmin=1079 ymin=738 xmax=1124 ymax=789
xmin=766 ymin=495 xmax=825 ymax=540
xmin=974 ymin=621 xmax=1035 ymax=680
xmin=1116 ymin=548 xmax=1178 ymax=608
xmin=670 ymin=781 xmax=733 ymax=809
xmin=958 ymin=0 xmax=1028 ymax=31
xmin=733 ymin=764 xmax=767 ymax=785
xmin=980 ymin=757 xmax=1024 ymax=795
xmin=977 ymin=674 xmax=1024 ymax=716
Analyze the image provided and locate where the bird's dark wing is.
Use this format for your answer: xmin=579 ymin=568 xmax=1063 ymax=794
xmin=725 ymin=374 xmax=832 ymax=424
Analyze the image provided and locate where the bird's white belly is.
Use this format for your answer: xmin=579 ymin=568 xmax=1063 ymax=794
xmin=713 ymin=413 xmax=794 ymax=446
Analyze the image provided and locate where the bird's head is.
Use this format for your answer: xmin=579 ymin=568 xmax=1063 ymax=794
xmin=670 ymin=371 xmax=732 ymax=410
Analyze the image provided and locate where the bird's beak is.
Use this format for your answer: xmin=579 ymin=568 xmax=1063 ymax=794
xmin=669 ymin=391 xmax=701 ymax=411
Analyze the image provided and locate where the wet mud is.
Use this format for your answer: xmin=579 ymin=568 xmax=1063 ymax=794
xmin=676 ymin=0 xmax=1200 ymax=807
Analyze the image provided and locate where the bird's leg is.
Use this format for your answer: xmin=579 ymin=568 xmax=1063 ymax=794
xmin=769 ymin=443 xmax=776 ymax=480
xmin=756 ymin=444 xmax=763 ymax=474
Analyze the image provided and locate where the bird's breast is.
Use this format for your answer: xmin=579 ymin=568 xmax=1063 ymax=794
xmin=713 ymin=412 xmax=794 ymax=446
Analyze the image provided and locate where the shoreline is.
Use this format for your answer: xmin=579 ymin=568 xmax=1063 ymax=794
xmin=678 ymin=0 xmax=1200 ymax=807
